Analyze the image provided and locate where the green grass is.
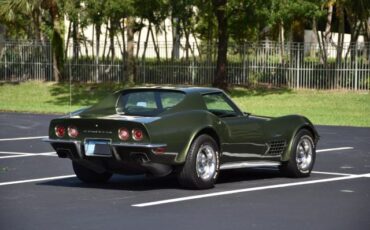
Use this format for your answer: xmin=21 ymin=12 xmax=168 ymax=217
xmin=0 ymin=81 xmax=369 ymax=127
xmin=231 ymin=88 xmax=370 ymax=127
xmin=0 ymin=81 xmax=129 ymax=114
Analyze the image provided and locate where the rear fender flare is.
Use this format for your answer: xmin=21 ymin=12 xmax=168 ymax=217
xmin=175 ymin=126 xmax=221 ymax=163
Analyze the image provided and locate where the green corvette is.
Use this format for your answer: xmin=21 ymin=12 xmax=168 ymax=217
xmin=44 ymin=87 xmax=319 ymax=189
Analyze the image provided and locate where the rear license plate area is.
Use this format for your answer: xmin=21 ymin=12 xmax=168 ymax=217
xmin=84 ymin=139 xmax=112 ymax=157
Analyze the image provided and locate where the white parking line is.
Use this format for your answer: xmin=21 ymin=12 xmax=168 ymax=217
xmin=0 ymin=151 xmax=36 ymax=155
xmin=0 ymin=136 xmax=48 ymax=141
xmin=312 ymin=171 xmax=354 ymax=176
xmin=0 ymin=175 xmax=76 ymax=186
xmin=317 ymin=147 xmax=354 ymax=153
xmin=132 ymin=173 xmax=370 ymax=207
xmin=0 ymin=151 xmax=57 ymax=159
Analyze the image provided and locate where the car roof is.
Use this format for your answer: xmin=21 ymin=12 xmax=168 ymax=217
xmin=119 ymin=86 xmax=224 ymax=95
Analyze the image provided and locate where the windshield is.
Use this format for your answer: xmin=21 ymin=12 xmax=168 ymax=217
xmin=116 ymin=90 xmax=185 ymax=116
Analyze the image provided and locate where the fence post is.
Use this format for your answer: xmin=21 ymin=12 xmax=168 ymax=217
xmin=49 ymin=42 xmax=53 ymax=81
xmin=296 ymin=43 xmax=300 ymax=89
xmin=4 ymin=43 xmax=7 ymax=80
xmin=143 ymin=43 xmax=146 ymax=84
xmin=191 ymin=42 xmax=195 ymax=85
xmin=242 ymin=43 xmax=246 ymax=84
xmin=355 ymin=43 xmax=358 ymax=91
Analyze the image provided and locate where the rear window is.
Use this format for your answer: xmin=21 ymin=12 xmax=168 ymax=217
xmin=116 ymin=90 xmax=185 ymax=116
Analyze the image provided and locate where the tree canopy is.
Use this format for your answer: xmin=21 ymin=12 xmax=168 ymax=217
xmin=0 ymin=0 xmax=369 ymax=88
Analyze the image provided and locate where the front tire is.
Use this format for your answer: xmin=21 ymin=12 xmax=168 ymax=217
xmin=72 ymin=161 xmax=112 ymax=183
xmin=177 ymin=134 xmax=220 ymax=189
xmin=280 ymin=129 xmax=316 ymax=177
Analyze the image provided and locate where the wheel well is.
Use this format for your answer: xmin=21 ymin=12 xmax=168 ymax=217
xmin=195 ymin=127 xmax=221 ymax=151
xmin=299 ymin=125 xmax=318 ymax=143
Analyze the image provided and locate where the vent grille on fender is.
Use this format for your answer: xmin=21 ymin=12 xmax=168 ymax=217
xmin=268 ymin=140 xmax=286 ymax=155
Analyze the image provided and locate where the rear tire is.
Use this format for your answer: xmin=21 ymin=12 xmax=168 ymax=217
xmin=72 ymin=161 xmax=112 ymax=183
xmin=177 ymin=134 xmax=220 ymax=189
xmin=280 ymin=129 xmax=316 ymax=177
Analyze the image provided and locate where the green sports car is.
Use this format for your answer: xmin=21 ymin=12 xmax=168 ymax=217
xmin=44 ymin=87 xmax=319 ymax=189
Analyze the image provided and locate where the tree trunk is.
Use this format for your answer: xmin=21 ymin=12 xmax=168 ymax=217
xmin=320 ymin=1 xmax=334 ymax=66
xmin=64 ymin=21 xmax=72 ymax=59
xmin=164 ymin=20 xmax=168 ymax=60
xmin=212 ymin=0 xmax=228 ymax=91
xmin=366 ymin=18 xmax=370 ymax=63
xmin=109 ymin=19 xmax=115 ymax=60
xmin=81 ymin=28 xmax=89 ymax=57
xmin=32 ymin=9 xmax=43 ymax=42
xmin=142 ymin=23 xmax=150 ymax=60
xmin=136 ymin=19 xmax=143 ymax=58
xmin=46 ymin=0 xmax=64 ymax=82
xmin=184 ymin=26 xmax=190 ymax=61
xmin=191 ymin=27 xmax=202 ymax=59
xmin=149 ymin=25 xmax=160 ymax=61
xmin=126 ymin=17 xmax=135 ymax=84
xmin=324 ymin=2 xmax=334 ymax=43
xmin=279 ymin=21 xmax=285 ymax=64
xmin=313 ymin=17 xmax=327 ymax=64
xmin=102 ymin=24 xmax=109 ymax=61
xmin=336 ymin=5 xmax=345 ymax=64
xmin=171 ymin=17 xmax=180 ymax=60
xmin=95 ymin=23 xmax=101 ymax=82
xmin=120 ymin=22 xmax=126 ymax=55
xmin=72 ymin=1 xmax=80 ymax=61
xmin=72 ymin=20 xmax=79 ymax=60
xmin=0 ymin=24 xmax=5 ymax=60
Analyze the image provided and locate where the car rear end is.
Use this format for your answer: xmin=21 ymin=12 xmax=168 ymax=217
xmin=44 ymin=117 xmax=174 ymax=176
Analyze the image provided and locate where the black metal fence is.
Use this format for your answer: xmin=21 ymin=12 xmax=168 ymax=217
xmin=1 ymin=41 xmax=369 ymax=90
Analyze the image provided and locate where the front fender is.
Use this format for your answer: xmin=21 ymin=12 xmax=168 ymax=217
xmin=278 ymin=115 xmax=319 ymax=161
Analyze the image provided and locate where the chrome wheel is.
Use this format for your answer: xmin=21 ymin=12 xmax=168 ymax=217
xmin=295 ymin=135 xmax=314 ymax=172
xmin=196 ymin=144 xmax=216 ymax=180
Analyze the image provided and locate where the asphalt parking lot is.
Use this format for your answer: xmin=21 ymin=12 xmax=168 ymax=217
xmin=0 ymin=112 xmax=369 ymax=230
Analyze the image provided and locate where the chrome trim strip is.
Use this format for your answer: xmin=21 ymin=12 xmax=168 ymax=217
xmin=222 ymin=152 xmax=280 ymax=159
xmin=220 ymin=161 xmax=281 ymax=170
xmin=43 ymin=138 xmax=83 ymax=158
xmin=222 ymin=152 xmax=260 ymax=158
xmin=44 ymin=139 xmax=171 ymax=157
xmin=44 ymin=139 xmax=166 ymax=149
xmin=159 ymin=152 xmax=178 ymax=156
xmin=111 ymin=142 xmax=167 ymax=148
xmin=222 ymin=142 xmax=268 ymax=147
xmin=43 ymin=138 xmax=80 ymax=144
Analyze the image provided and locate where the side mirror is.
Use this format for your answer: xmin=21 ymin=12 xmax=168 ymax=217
xmin=116 ymin=107 xmax=125 ymax=114
xmin=243 ymin=112 xmax=251 ymax=117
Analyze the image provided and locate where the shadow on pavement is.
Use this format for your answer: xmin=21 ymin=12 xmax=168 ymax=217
xmin=38 ymin=168 xmax=282 ymax=191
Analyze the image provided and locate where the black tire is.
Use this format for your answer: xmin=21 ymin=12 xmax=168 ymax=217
xmin=280 ymin=129 xmax=316 ymax=178
xmin=72 ymin=161 xmax=112 ymax=183
xmin=177 ymin=134 xmax=220 ymax=189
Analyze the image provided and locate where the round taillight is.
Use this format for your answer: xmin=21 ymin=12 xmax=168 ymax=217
xmin=68 ymin=126 xmax=79 ymax=138
xmin=55 ymin=125 xmax=65 ymax=137
xmin=118 ymin=128 xmax=130 ymax=141
xmin=132 ymin=129 xmax=143 ymax=141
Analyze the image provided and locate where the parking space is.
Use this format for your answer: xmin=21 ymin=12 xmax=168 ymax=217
xmin=0 ymin=112 xmax=369 ymax=230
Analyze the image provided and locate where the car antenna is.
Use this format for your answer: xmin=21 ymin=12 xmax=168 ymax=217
xmin=69 ymin=59 xmax=72 ymax=117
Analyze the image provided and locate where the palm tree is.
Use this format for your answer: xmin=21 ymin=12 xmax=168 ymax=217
xmin=0 ymin=0 xmax=64 ymax=81
xmin=0 ymin=0 xmax=43 ymax=41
